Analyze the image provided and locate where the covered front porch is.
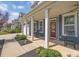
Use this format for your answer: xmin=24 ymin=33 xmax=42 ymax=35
xmin=23 ymin=1 xmax=78 ymax=49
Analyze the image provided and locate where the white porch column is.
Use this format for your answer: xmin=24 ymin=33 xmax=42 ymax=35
xmin=44 ymin=9 xmax=50 ymax=48
xmin=23 ymin=23 xmax=27 ymax=35
xmin=31 ymin=16 xmax=34 ymax=40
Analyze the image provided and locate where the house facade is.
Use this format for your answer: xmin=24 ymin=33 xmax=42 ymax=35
xmin=22 ymin=1 xmax=79 ymax=48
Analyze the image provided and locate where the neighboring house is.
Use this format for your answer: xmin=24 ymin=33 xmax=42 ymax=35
xmin=11 ymin=13 xmax=25 ymax=30
xmin=22 ymin=1 xmax=78 ymax=48
xmin=11 ymin=19 xmax=21 ymax=30
xmin=2 ymin=22 xmax=12 ymax=31
xmin=0 ymin=12 xmax=9 ymax=31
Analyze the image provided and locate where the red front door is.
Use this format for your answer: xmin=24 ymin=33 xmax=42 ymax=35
xmin=50 ymin=20 xmax=56 ymax=39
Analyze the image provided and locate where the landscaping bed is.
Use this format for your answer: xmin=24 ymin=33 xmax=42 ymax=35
xmin=19 ymin=47 xmax=62 ymax=57
xmin=17 ymin=40 xmax=32 ymax=46
xmin=15 ymin=35 xmax=32 ymax=46
xmin=0 ymin=26 xmax=21 ymax=35
xmin=35 ymin=47 xmax=62 ymax=57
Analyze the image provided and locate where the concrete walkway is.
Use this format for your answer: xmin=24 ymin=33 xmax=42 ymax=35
xmin=0 ymin=34 xmax=26 ymax=57
xmin=0 ymin=34 xmax=79 ymax=57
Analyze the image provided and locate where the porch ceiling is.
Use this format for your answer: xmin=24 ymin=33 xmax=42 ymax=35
xmin=49 ymin=1 xmax=77 ymax=19
xmin=33 ymin=10 xmax=44 ymax=20
xmin=33 ymin=1 xmax=77 ymax=21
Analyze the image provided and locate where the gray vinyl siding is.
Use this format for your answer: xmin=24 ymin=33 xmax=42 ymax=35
xmin=59 ymin=15 xmax=62 ymax=39
xmin=77 ymin=2 xmax=78 ymax=36
xmin=56 ymin=16 xmax=59 ymax=40
xmin=77 ymin=3 xmax=79 ymax=36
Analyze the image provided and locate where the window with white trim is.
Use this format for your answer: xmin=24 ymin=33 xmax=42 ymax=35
xmin=62 ymin=12 xmax=77 ymax=36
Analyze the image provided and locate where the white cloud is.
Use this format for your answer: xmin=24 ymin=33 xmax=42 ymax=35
xmin=12 ymin=4 xmax=25 ymax=9
xmin=9 ymin=12 xmax=19 ymax=20
xmin=0 ymin=2 xmax=8 ymax=11
xmin=11 ymin=12 xmax=19 ymax=16
xmin=17 ymin=6 xmax=25 ymax=9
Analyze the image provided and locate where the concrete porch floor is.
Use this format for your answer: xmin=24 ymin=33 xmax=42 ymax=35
xmin=49 ymin=40 xmax=79 ymax=57
xmin=31 ymin=37 xmax=79 ymax=57
xmin=24 ymin=36 xmax=79 ymax=57
xmin=0 ymin=34 xmax=79 ymax=57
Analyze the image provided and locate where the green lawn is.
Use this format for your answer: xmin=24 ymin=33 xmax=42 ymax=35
xmin=0 ymin=31 xmax=10 ymax=35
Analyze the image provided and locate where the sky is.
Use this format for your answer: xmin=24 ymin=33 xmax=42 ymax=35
xmin=0 ymin=1 xmax=32 ymax=23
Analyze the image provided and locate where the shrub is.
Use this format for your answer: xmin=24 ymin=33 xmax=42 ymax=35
xmin=36 ymin=48 xmax=62 ymax=57
xmin=2 ymin=26 xmax=21 ymax=33
xmin=8 ymin=29 xmax=15 ymax=33
xmin=3 ymin=29 xmax=9 ymax=32
xmin=15 ymin=27 xmax=21 ymax=33
xmin=2 ymin=28 xmax=15 ymax=33
xmin=36 ymin=47 xmax=42 ymax=54
xmin=39 ymin=49 xmax=48 ymax=57
xmin=15 ymin=35 xmax=27 ymax=41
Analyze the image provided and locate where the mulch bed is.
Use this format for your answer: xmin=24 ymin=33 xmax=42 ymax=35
xmin=16 ymin=40 xmax=32 ymax=46
xmin=19 ymin=47 xmax=44 ymax=57
xmin=19 ymin=48 xmax=38 ymax=57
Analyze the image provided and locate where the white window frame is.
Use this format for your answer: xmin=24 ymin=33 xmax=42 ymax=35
xmin=39 ymin=20 xmax=44 ymax=33
xmin=62 ymin=12 xmax=77 ymax=37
